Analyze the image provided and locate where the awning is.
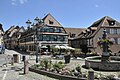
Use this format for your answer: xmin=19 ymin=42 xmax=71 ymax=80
xmin=54 ymin=45 xmax=60 ymax=49
xmin=65 ymin=46 xmax=75 ymax=50
xmin=41 ymin=45 xmax=48 ymax=48
xmin=60 ymin=45 xmax=66 ymax=49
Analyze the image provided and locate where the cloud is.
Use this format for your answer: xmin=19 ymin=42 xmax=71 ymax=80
xmin=11 ymin=0 xmax=17 ymax=6
xmin=11 ymin=0 xmax=28 ymax=6
xmin=11 ymin=0 xmax=16 ymax=1
xmin=19 ymin=0 xmax=28 ymax=4
xmin=11 ymin=2 xmax=17 ymax=6
xmin=95 ymin=4 xmax=99 ymax=8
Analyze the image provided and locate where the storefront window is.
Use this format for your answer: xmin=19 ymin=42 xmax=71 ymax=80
xmin=38 ymin=35 xmax=42 ymax=41
xmin=43 ymin=35 xmax=49 ymax=41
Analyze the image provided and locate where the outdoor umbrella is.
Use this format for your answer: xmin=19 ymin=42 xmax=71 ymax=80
xmin=41 ymin=45 xmax=48 ymax=48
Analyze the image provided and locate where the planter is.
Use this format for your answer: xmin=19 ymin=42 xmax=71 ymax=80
xmin=64 ymin=55 xmax=70 ymax=64
xmin=29 ymin=66 xmax=87 ymax=80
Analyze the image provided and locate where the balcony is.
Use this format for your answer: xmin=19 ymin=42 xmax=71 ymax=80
xmin=38 ymin=41 xmax=68 ymax=44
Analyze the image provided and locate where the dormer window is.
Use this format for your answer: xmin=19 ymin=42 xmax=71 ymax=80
xmin=49 ymin=20 xmax=54 ymax=25
xmin=108 ymin=20 xmax=116 ymax=26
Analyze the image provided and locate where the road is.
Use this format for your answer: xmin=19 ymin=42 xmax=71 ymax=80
xmin=0 ymin=49 xmax=57 ymax=80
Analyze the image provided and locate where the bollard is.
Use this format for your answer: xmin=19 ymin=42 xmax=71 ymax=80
xmin=22 ymin=55 xmax=25 ymax=61
xmin=23 ymin=56 xmax=29 ymax=74
xmin=11 ymin=57 xmax=14 ymax=65
xmin=24 ymin=60 xmax=29 ymax=74
xmin=88 ymin=70 xmax=94 ymax=80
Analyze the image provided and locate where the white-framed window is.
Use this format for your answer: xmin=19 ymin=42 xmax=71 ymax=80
xmin=110 ymin=29 xmax=117 ymax=34
xmin=117 ymin=29 xmax=120 ymax=34
xmin=118 ymin=38 xmax=120 ymax=44
xmin=106 ymin=28 xmax=110 ymax=34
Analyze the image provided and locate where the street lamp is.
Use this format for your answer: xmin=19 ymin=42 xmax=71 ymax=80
xmin=25 ymin=20 xmax=31 ymax=52
xmin=26 ymin=19 xmax=31 ymax=30
xmin=34 ymin=17 xmax=39 ymax=63
xmin=34 ymin=17 xmax=39 ymax=23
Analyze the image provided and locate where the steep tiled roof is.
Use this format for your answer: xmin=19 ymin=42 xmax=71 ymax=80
xmin=90 ymin=16 xmax=120 ymax=37
xmin=74 ymin=16 xmax=120 ymax=39
xmin=90 ymin=16 xmax=120 ymax=28
xmin=65 ymin=28 xmax=86 ymax=37
xmin=101 ymin=16 xmax=120 ymax=27
xmin=5 ymin=26 xmax=15 ymax=34
xmin=90 ymin=17 xmax=104 ymax=27
xmin=71 ymin=29 xmax=88 ymax=39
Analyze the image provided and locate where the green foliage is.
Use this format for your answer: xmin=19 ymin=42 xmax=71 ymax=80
xmin=75 ymin=65 xmax=81 ymax=72
xmin=39 ymin=58 xmax=52 ymax=70
xmin=75 ymin=48 xmax=82 ymax=54
xmin=53 ymin=61 xmax=65 ymax=73
xmin=34 ymin=64 xmax=40 ymax=68
xmin=94 ymin=73 xmax=101 ymax=79
xmin=43 ymin=58 xmax=49 ymax=68
xmin=97 ymin=39 xmax=114 ymax=48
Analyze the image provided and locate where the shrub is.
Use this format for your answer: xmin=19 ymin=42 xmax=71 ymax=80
xmin=75 ymin=65 xmax=81 ymax=73
xmin=39 ymin=58 xmax=52 ymax=71
xmin=53 ymin=61 xmax=65 ymax=73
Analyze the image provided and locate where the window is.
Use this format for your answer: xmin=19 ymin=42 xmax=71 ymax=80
xmin=49 ymin=28 xmax=54 ymax=33
xmin=108 ymin=20 xmax=116 ymax=26
xmin=38 ymin=35 xmax=42 ymax=41
xmin=49 ymin=20 xmax=54 ymax=25
xmin=54 ymin=35 xmax=57 ymax=41
xmin=106 ymin=28 xmax=110 ymax=34
xmin=70 ymin=33 xmax=75 ymax=38
xmin=49 ymin=35 xmax=57 ymax=41
xmin=50 ymin=35 xmax=54 ymax=41
xmin=114 ymin=29 xmax=117 ymax=34
xmin=43 ymin=35 xmax=49 ymax=41
xmin=117 ymin=29 xmax=120 ymax=34
xmin=118 ymin=38 xmax=120 ymax=44
xmin=26 ymin=37 xmax=33 ymax=42
xmin=110 ymin=29 xmax=117 ymax=34
xmin=60 ymin=36 xmax=65 ymax=41
xmin=40 ymin=26 xmax=48 ymax=32
xmin=54 ymin=28 xmax=61 ymax=33
xmin=57 ymin=36 xmax=61 ymax=41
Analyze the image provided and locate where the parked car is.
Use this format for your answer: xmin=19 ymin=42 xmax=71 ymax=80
xmin=0 ymin=45 xmax=5 ymax=54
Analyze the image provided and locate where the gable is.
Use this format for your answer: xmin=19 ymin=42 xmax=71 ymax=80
xmin=19 ymin=27 xmax=25 ymax=32
xmin=42 ymin=13 xmax=62 ymax=27
xmin=89 ymin=16 xmax=120 ymax=38
xmin=101 ymin=16 xmax=120 ymax=27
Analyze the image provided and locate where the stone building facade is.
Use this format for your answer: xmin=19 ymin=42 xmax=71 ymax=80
xmin=18 ymin=13 xmax=68 ymax=53
xmin=72 ymin=16 xmax=120 ymax=54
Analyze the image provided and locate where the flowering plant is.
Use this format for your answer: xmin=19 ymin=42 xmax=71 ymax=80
xmin=97 ymin=39 xmax=114 ymax=48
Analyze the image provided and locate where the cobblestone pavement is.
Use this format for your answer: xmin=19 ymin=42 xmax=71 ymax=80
xmin=0 ymin=63 xmax=57 ymax=80
xmin=2 ymin=49 xmax=120 ymax=80
xmin=0 ymin=49 xmax=57 ymax=80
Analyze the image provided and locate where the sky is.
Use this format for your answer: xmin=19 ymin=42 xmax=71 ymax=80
xmin=0 ymin=0 xmax=120 ymax=31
